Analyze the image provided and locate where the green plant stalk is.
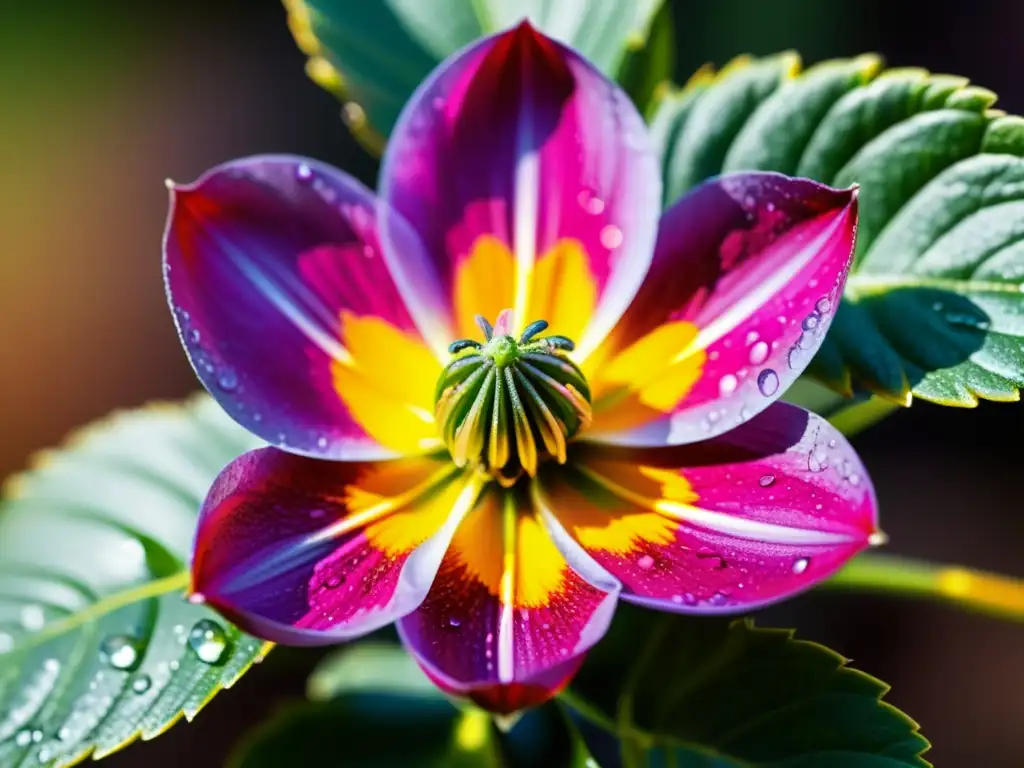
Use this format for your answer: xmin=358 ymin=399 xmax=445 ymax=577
xmin=825 ymin=553 xmax=1024 ymax=622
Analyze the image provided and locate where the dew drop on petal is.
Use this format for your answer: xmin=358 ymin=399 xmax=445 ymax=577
xmin=637 ymin=554 xmax=654 ymax=570
xmin=216 ymin=368 xmax=238 ymax=392
xmin=296 ymin=163 xmax=313 ymax=182
xmin=718 ymin=374 xmax=738 ymax=396
xmin=816 ymin=297 xmax=831 ymax=314
xmin=792 ymin=557 xmax=810 ymax=575
xmin=448 ymin=617 xmax=462 ymax=628
xmin=599 ymin=224 xmax=623 ymax=249
xmin=758 ymin=474 xmax=775 ymax=488
xmin=756 ymin=369 xmax=779 ymax=397
xmin=749 ymin=341 xmax=769 ymax=366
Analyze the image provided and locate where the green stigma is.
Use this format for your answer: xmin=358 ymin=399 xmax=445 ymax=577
xmin=435 ymin=311 xmax=592 ymax=486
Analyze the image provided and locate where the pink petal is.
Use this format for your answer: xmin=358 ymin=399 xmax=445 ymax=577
xmin=396 ymin=486 xmax=618 ymax=707
xmin=379 ymin=22 xmax=660 ymax=348
xmin=191 ymin=448 xmax=478 ymax=644
xmin=164 ymin=155 xmax=444 ymax=461
xmin=538 ymin=402 xmax=879 ymax=613
xmin=585 ymin=173 xmax=858 ymax=447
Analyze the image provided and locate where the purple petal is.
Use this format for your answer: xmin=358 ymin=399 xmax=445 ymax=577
xmin=538 ymin=402 xmax=879 ymax=614
xmin=191 ymin=448 xmax=478 ymax=644
xmin=396 ymin=487 xmax=618 ymax=698
xmin=379 ymin=22 xmax=660 ymax=347
xmin=584 ymin=173 xmax=858 ymax=447
xmin=164 ymin=155 xmax=445 ymax=460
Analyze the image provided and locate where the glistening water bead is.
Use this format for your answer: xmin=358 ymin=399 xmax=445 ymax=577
xmin=435 ymin=313 xmax=592 ymax=486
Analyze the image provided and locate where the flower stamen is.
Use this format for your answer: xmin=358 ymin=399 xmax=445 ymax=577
xmin=435 ymin=310 xmax=592 ymax=486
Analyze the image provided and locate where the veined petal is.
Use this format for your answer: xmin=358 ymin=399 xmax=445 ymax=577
xmin=538 ymin=403 xmax=879 ymax=613
xmin=191 ymin=448 xmax=482 ymax=644
xmin=379 ymin=22 xmax=660 ymax=349
xmin=164 ymin=155 xmax=443 ymax=461
xmin=584 ymin=173 xmax=857 ymax=447
xmin=396 ymin=485 xmax=619 ymax=710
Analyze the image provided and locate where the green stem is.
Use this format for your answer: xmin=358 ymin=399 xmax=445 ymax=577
xmin=825 ymin=553 xmax=1024 ymax=622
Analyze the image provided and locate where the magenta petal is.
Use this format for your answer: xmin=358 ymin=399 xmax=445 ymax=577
xmin=191 ymin=448 xmax=473 ymax=645
xmin=163 ymin=154 xmax=443 ymax=461
xmin=395 ymin=488 xmax=618 ymax=697
xmin=540 ymin=402 xmax=879 ymax=614
xmin=379 ymin=22 xmax=660 ymax=347
xmin=588 ymin=173 xmax=858 ymax=447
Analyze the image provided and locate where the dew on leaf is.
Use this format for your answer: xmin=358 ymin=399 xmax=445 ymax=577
xmin=187 ymin=619 xmax=229 ymax=665
xmin=99 ymin=635 xmax=141 ymax=671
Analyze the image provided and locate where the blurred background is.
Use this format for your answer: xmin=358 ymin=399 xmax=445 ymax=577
xmin=1 ymin=0 xmax=1021 ymax=765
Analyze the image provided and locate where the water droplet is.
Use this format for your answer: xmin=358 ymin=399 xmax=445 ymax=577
xmin=847 ymin=473 xmax=861 ymax=486
xmin=787 ymin=347 xmax=803 ymax=370
xmin=169 ymin=660 xmax=180 ymax=671
xmin=99 ymin=635 xmax=140 ymax=670
xmin=749 ymin=341 xmax=769 ymax=365
xmin=431 ymin=96 xmax=445 ymax=111
xmin=448 ymin=617 xmax=462 ymax=628
xmin=599 ymin=224 xmax=623 ymax=249
xmin=718 ymin=374 xmax=738 ymax=396
xmin=216 ymin=368 xmax=238 ymax=392
xmin=187 ymin=328 xmax=201 ymax=344
xmin=31 ymin=730 xmax=42 ymax=743
xmin=15 ymin=730 xmax=32 ymax=747
xmin=132 ymin=674 xmax=152 ymax=694
xmin=759 ymin=474 xmax=775 ymax=488
xmin=0 ymin=631 xmax=13 ymax=653
xmin=187 ymin=620 xmax=229 ymax=665
xmin=577 ymin=189 xmax=605 ymax=215
xmin=756 ymin=369 xmax=779 ymax=397
xmin=707 ymin=592 xmax=730 ymax=606
xmin=21 ymin=605 xmax=45 ymax=631
xmin=316 ymin=436 xmax=329 ymax=450
xmin=252 ymin=412 xmax=263 ymax=423
xmin=792 ymin=557 xmax=810 ymax=575
xmin=802 ymin=313 xmax=819 ymax=330
xmin=637 ymin=554 xmax=655 ymax=570
xmin=816 ymin=297 xmax=831 ymax=314
xmin=57 ymin=727 xmax=71 ymax=741
xmin=38 ymin=747 xmax=51 ymax=763
xmin=296 ymin=163 xmax=313 ymax=182
xmin=324 ymin=575 xmax=343 ymax=589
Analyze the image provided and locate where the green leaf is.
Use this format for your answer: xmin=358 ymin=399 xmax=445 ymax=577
xmin=283 ymin=0 xmax=667 ymax=147
xmin=306 ymin=641 xmax=437 ymax=702
xmin=564 ymin=606 xmax=930 ymax=767
xmin=654 ymin=55 xmax=1024 ymax=408
xmin=231 ymin=643 xmax=500 ymax=768
xmin=0 ymin=395 xmax=267 ymax=766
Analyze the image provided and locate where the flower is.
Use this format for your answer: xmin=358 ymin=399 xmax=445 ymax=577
xmin=164 ymin=22 xmax=879 ymax=715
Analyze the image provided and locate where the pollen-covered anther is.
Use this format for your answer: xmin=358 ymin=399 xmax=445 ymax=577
xmin=435 ymin=310 xmax=592 ymax=486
